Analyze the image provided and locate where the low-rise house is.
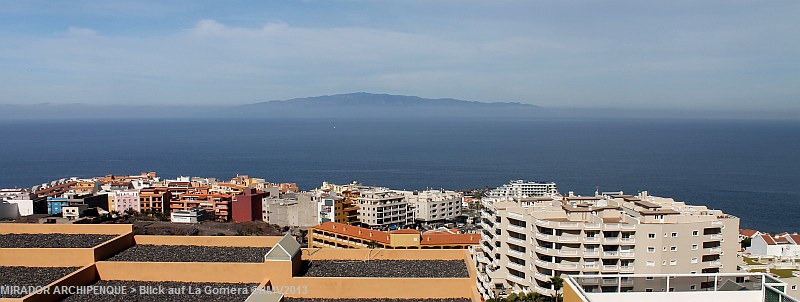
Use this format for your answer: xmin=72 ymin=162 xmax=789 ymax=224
xmin=748 ymin=233 xmax=800 ymax=259
xmin=740 ymin=229 xmax=762 ymax=242
xmin=170 ymin=208 xmax=211 ymax=223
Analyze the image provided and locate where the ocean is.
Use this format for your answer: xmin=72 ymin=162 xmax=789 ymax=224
xmin=0 ymin=118 xmax=797 ymax=232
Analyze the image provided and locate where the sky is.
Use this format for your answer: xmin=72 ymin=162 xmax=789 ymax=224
xmin=0 ymin=0 xmax=798 ymax=110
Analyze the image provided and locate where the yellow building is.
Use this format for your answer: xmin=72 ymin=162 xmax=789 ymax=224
xmin=309 ymin=222 xmax=479 ymax=249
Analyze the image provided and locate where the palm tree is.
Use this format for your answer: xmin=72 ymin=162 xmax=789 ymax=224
xmin=549 ymin=276 xmax=564 ymax=302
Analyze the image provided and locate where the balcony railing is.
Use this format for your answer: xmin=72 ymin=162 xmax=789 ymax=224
xmin=603 ymin=251 xmax=619 ymax=257
xmin=602 ymin=265 xmax=619 ymax=271
xmin=558 ymin=222 xmax=580 ymax=229
xmin=508 ymin=236 xmax=526 ymax=245
xmin=508 ymin=249 xmax=526 ymax=258
xmin=535 ymin=233 xmax=553 ymax=240
xmin=603 ymin=224 xmax=620 ymax=230
xmin=558 ymin=235 xmax=581 ymax=242
xmin=583 ymin=264 xmax=599 ymax=270
xmin=709 ymin=234 xmax=724 ymax=240
xmin=620 ymin=238 xmax=635 ymax=244
xmin=507 ymin=224 xmax=526 ymax=233
xmin=584 ymin=237 xmax=600 ymax=243
xmin=708 ymin=247 xmax=722 ymax=253
xmin=620 ymin=224 xmax=636 ymax=230
xmin=507 ymin=211 xmax=524 ymax=220
xmin=709 ymin=260 xmax=722 ymax=267
xmin=507 ymin=273 xmax=527 ymax=284
xmin=584 ymin=223 xmax=601 ymax=229
xmin=584 ymin=250 xmax=599 ymax=256
xmin=508 ymin=261 xmax=526 ymax=270
xmin=619 ymin=251 xmax=635 ymax=257
xmin=620 ymin=266 xmax=635 ymax=272
xmin=535 ymin=220 xmax=551 ymax=227
xmin=533 ymin=271 xmax=551 ymax=282
xmin=558 ymin=249 xmax=579 ymax=256
xmin=558 ymin=263 xmax=579 ymax=269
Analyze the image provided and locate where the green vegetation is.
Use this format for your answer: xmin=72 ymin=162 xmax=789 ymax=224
xmin=741 ymin=237 xmax=751 ymax=249
xmin=743 ymin=257 xmax=762 ymax=265
xmin=486 ymin=292 xmax=553 ymax=302
xmin=750 ymin=268 xmax=798 ymax=278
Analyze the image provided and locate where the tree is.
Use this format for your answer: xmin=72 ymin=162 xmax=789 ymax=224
xmin=549 ymin=276 xmax=564 ymax=302
xmin=367 ymin=240 xmax=378 ymax=249
xmin=742 ymin=237 xmax=752 ymax=249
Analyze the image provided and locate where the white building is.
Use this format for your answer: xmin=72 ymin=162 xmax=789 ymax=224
xmin=486 ymin=180 xmax=558 ymax=198
xmin=62 ymin=204 xmax=89 ymax=220
xmin=355 ymin=188 xmax=412 ymax=229
xmin=747 ymin=234 xmax=800 ymax=259
xmin=474 ymin=189 xmax=740 ymax=298
xmin=170 ymin=208 xmax=209 ymax=223
xmin=110 ymin=190 xmax=141 ymax=213
xmin=402 ymin=189 xmax=463 ymax=223
xmin=313 ymin=191 xmax=339 ymax=224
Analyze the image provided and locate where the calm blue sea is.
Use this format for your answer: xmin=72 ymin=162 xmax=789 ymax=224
xmin=0 ymin=118 xmax=797 ymax=232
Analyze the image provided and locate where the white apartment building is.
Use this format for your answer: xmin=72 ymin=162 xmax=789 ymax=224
xmin=473 ymin=190 xmax=739 ymax=298
xmin=402 ymin=189 xmax=463 ymax=223
xmin=486 ymin=180 xmax=558 ymax=198
xmin=110 ymin=190 xmax=141 ymax=213
xmin=747 ymin=233 xmax=800 ymax=259
xmin=356 ymin=188 xmax=412 ymax=229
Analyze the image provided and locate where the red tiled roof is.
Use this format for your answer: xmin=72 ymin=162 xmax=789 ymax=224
xmin=789 ymin=235 xmax=800 ymax=245
xmin=312 ymin=222 xmax=390 ymax=244
xmin=421 ymin=233 xmax=479 ymax=245
xmin=761 ymin=234 xmax=777 ymax=245
xmin=391 ymin=229 xmax=420 ymax=235
xmin=775 ymin=236 xmax=790 ymax=244
xmin=739 ymin=229 xmax=759 ymax=237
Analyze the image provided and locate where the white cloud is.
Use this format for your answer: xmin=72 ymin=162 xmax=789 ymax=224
xmin=66 ymin=27 xmax=97 ymax=37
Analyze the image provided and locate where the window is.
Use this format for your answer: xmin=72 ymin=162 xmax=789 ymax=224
xmin=692 ymin=244 xmax=699 ymax=250
xmin=669 ymin=287 xmax=675 ymax=292
xmin=691 ymin=257 xmax=698 ymax=264
xmin=662 ymin=260 xmax=667 ymax=266
xmin=670 ymin=246 xmax=677 ymax=251
xmin=663 ymin=246 xmax=667 ymax=251
xmin=648 ymin=233 xmax=656 ymax=239
xmin=646 ymin=261 xmax=655 ymax=267
xmin=692 ymin=230 xmax=700 ymax=236
xmin=670 ymin=259 xmax=677 ymax=266
xmin=647 ymin=247 xmax=655 ymax=253
xmin=646 ymin=276 xmax=654 ymax=280
xmin=671 ymin=232 xmax=678 ymax=237
xmin=690 ymin=285 xmax=697 ymax=290
xmin=645 ymin=288 xmax=653 ymax=292
xmin=792 ymin=285 xmax=797 ymax=290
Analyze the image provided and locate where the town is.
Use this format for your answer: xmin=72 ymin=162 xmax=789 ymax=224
xmin=0 ymin=173 xmax=797 ymax=302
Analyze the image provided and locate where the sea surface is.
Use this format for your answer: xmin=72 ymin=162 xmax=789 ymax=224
xmin=0 ymin=118 xmax=797 ymax=232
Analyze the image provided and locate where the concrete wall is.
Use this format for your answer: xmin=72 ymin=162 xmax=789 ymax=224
xmin=0 ymin=202 xmax=20 ymax=219
xmin=0 ymin=224 xmax=134 ymax=267
xmin=0 ymin=224 xmax=133 ymax=235
xmin=133 ymin=235 xmax=281 ymax=247
xmin=582 ymin=291 xmax=763 ymax=302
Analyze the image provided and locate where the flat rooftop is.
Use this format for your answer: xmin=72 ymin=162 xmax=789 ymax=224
xmin=0 ymin=234 xmax=118 ymax=248
xmin=0 ymin=266 xmax=79 ymax=298
xmin=302 ymin=260 xmax=469 ymax=278
xmin=107 ymin=245 xmax=271 ymax=263
xmin=60 ymin=280 xmax=258 ymax=302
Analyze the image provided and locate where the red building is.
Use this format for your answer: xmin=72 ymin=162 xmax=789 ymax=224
xmin=231 ymin=188 xmax=270 ymax=222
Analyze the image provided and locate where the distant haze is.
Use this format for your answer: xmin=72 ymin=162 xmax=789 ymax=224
xmin=0 ymin=1 xmax=797 ymax=111
xmin=0 ymin=93 xmax=796 ymax=120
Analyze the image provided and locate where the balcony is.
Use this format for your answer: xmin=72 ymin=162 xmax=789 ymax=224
xmin=507 ymin=273 xmax=527 ymax=284
xmin=709 ymin=247 xmax=722 ymax=253
xmin=712 ymin=220 xmax=724 ymax=226
xmin=508 ymin=261 xmax=526 ymax=270
xmin=533 ymin=271 xmax=551 ymax=282
xmin=620 ymin=224 xmax=636 ymax=230
xmin=508 ymin=249 xmax=526 ymax=258
xmin=584 ymin=223 xmax=601 ymax=230
xmin=709 ymin=234 xmax=724 ymax=240
xmin=603 ymin=237 xmax=620 ymax=243
xmin=620 ymin=238 xmax=635 ymax=244
xmin=535 ymin=233 xmax=553 ymax=241
xmin=557 ymin=263 xmax=579 ymax=269
xmin=620 ymin=266 xmax=635 ymax=272
xmin=584 ymin=236 xmax=600 ymax=243
xmin=708 ymin=260 xmax=722 ymax=267
xmin=603 ymin=251 xmax=619 ymax=257
xmin=558 ymin=249 xmax=580 ymax=256
xmin=583 ymin=263 xmax=599 ymax=270
xmin=602 ymin=265 xmax=619 ymax=272
xmin=558 ymin=222 xmax=581 ymax=229
xmin=507 ymin=224 xmax=526 ymax=233
xmin=535 ymin=220 xmax=551 ymax=228
xmin=558 ymin=235 xmax=581 ymax=242
xmin=603 ymin=224 xmax=620 ymax=231
xmin=584 ymin=250 xmax=599 ymax=256
xmin=508 ymin=236 xmax=526 ymax=246
xmin=534 ymin=259 xmax=556 ymax=270
xmin=619 ymin=251 xmax=635 ymax=258
xmin=507 ymin=211 xmax=524 ymax=220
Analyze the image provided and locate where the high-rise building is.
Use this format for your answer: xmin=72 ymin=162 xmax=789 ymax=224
xmin=403 ymin=189 xmax=463 ymax=223
xmin=474 ymin=189 xmax=739 ymax=298
xmin=486 ymin=180 xmax=558 ymax=198
xmin=355 ymin=188 xmax=412 ymax=229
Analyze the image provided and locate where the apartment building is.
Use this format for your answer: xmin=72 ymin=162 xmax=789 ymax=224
xmin=231 ymin=188 xmax=271 ymax=222
xmin=747 ymin=233 xmax=800 ymax=258
xmin=474 ymin=190 xmax=739 ymax=298
xmin=262 ymin=192 xmax=319 ymax=227
xmin=356 ymin=188 xmax=412 ymax=229
xmin=403 ymin=189 xmax=463 ymax=223
xmin=309 ymin=222 xmax=479 ymax=249
xmin=486 ymin=180 xmax=558 ymax=198
xmin=138 ymin=188 xmax=171 ymax=213
xmin=110 ymin=190 xmax=141 ymax=213
xmin=171 ymin=192 xmax=232 ymax=222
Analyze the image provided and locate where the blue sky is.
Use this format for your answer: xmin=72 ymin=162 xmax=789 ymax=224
xmin=0 ymin=0 xmax=797 ymax=110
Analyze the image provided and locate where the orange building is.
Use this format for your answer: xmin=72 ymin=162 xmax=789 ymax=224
xmin=171 ymin=192 xmax=233 ymax=222
xmin=139 ymin=188 xmax=172 ymax=213
xmin=309 ymin=222 xmax=479 ymax=249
